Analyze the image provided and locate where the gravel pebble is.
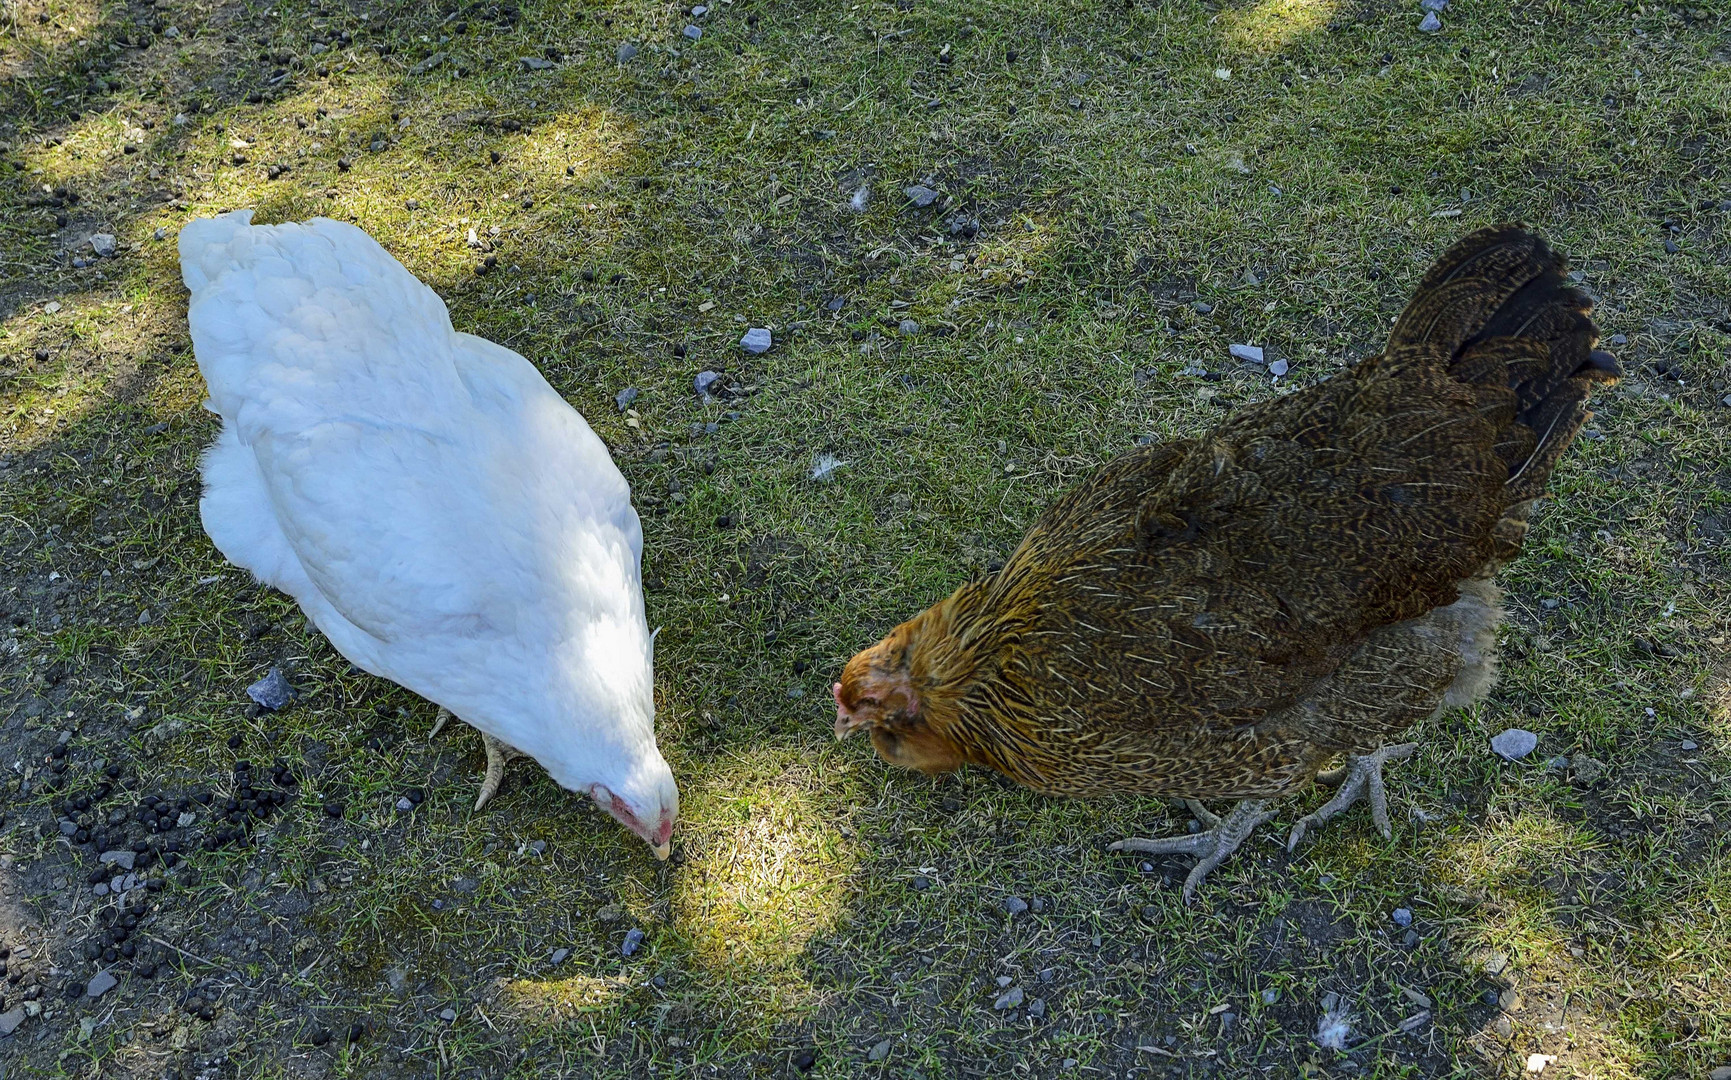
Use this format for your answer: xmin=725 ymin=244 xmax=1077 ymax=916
xmin=1418 ymin=11 xmax=1442 ymax=31
xmin=615 ymin=387 xmax=638 ymax=412
xmin=1229 ymin=343 xmax=1264 ymax=363
xmin=904 ymin=185 xmax=940 ymax=208
xmin=740 ymin=328 xmax=772 ymax=354
xmin=99 ymin=850 xmax=136 ymax=870
xmin=616 ymin=42 xmax=639 ymax=62
xmin=1392 ymin=907 xmax=1413 ymax=927
xmin=85 ymin=971 xmax=117 ymax=998
xmin=621 ymin=928 xmax=644 ymax=957
xmin=550 ymin=948 xmax=568 ymax=965
xmin=90 ymin=234 xmax=117 ymax=257
xmin=1269 ymin=359 xmax=1290 ymax=377
xmin=867 ymin=1039 xmax=892 ymax=1062
xmin=993 ymin=986 xmax=1024 ymax=1010
xmin=1004 ymin=896 xmax=1028 ymax=914
xmin=0 ymin=1008 xmax=24 ymax=1035
xmin=1491 ymin=728 xmax=1538 ymax=760
xmin=898 ymin=319 xmax=920 ymax=336
xmin=682 ymin=24 xmax=702 ymax=39
xmin=246 ymin=667 xmax=297 ymax=711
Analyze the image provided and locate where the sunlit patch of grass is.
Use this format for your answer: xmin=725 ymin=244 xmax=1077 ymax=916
xmin=1218 ymin=0 xmax=1341 ymax=55
xmin=669 ymin=752 xmax=855 ymax=989
xmin=502 ymin=971 xmax=633 ymax=1020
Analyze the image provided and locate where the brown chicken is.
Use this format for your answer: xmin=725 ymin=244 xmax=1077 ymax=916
xmin=833 ymin=226 xmax=1619 ymax=899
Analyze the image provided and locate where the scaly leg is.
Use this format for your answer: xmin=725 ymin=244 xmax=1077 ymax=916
xmin=428 ymin=706 xmax=526 ymax=811
xmin=475 ymin=731 xmax=527 ymax=812
xmin=1109 ymin=799 xmax=1277 ymax=903
xmin=1286 ymin=742 xmax=1419 ymax=851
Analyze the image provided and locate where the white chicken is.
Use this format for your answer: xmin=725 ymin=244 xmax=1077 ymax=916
xmin=179 ymin=210 xmax=676 ymax=858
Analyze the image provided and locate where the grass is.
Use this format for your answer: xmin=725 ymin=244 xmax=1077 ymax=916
xmin=0 ymin=0 xmax=1728 ymax=1075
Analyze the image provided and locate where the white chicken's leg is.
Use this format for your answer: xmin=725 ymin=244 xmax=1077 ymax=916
xmin=1286 ymin=742 xmax=1418 ymax=851
xmin=428 ymin=707 xmax=527 ymax=811
xmin=476 ymin=731 xmax=528 ymax=811
xmin=1109 ymin=799 xmax=1276 ymax=903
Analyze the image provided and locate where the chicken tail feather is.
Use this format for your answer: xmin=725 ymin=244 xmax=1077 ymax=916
xmin=1389 ymin=225 xmax=1620 ymax=509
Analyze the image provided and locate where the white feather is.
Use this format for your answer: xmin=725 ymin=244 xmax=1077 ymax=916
xmin=179 ymin=210 xmax=676 ymax=834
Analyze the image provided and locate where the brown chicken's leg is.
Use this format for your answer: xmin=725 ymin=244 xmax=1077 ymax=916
xmin=1109 ymin=799 xmax=1276 ymax=902
xmin=429 ymin=706 xmax=528 ymax=811
xmin=1285 ymin=742 xmax=1419 ymax=851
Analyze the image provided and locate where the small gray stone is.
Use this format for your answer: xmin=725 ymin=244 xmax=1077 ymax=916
xmin=99 ymin=850 xmax=136 ymax=870
xmin=1004 ymin=896 xmax=1028 ymax=915
xmin=616 ymin=42 xmax=639 ymax=62
xmin=1262 ymin=987 xmax=1279 ymax=1004
xmin=529 ymin=840 xmax=546 ymax=855
xmin=1420 ymin=0 xmax=1447 ymax=9
xmin=995 ymin=975 xmax=1013 ymax=988
xmin=520 ymin=56 xmax=556 ymax=70
xmin=1229 ymin=343 xmax=1264 ymax=363
xmin=867 ymin=1039 xmax=891 ymax=1062
xmin=1269 ymin=359 xmax=1290 ymax=377
xmin=1491 ymin=728 xmax=1538 ymax=760
xmin=439 ymin=1007 xmax=457 ymax=1022
xmin=1708 ymin=1068 xmax=1731 ymax=1080
xmin=621 ymin=928 xmax=644 ymax=957
xmin=58 ymin=820 xmax=78 ymax=836
xmin=92 ymin=883 xmax=109 ymax=896
xmin=740 ymin=327 xmax=772 ymax=354
xmin=691 ymin=4 xmax=708 ymax=14
xmin=153 ymin=227 xmax=168 ymax=241
xmin=396 ymin=797 xmax=414 ymax=811
xmin=550 ymin=948 xmax=569 ymax=965
xmin=0 ymin=1008 xmax=23 ymax=1036
xmin=1193 ymin=301 xmax=1213 ymax=314
xmin=1681 ymin=739 xmax=1699 ymax=751
xmin=904 ymin=185 xmax=940 ymax=208
xmin=1480 ymin=950 xmax=1510 ymax=976
xmin=993 ymin=986 xmax=1024 ymax=1010
xmin=85 ymin=971 xmax=118 ymax=998
xmin=1027 ymin=997 xmax=1046 ymax=1018
xmin=90 ymin=234 xmax=117 ymax=257
xmin=1418 ymin=11 xmax=1441 ymax=31
xmin=898 ymin=319 xmax=920 ymax=337
xmin=246 ymin=667 xmax=297 ymax=711
xmin=615 ymin=387 xmax=639 ymax=412
xmin=1392 ymin=907 xmax=1413 ymax=927
xmin=410 ymin=51 xmax=448 ymax=75
xmin=177 ymin=811 xmax=197 ymax=828
xmin=682 ymin=24 xmax=702 ymax=40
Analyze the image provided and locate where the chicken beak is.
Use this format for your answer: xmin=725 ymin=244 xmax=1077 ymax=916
xmin=833 ymin=682 xmax=861 ymax=740
xmin=652 ymin=840 xmax=671 ymax=861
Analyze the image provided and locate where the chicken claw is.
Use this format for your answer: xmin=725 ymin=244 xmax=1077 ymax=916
xmin=429 ymin=707 xmax=527 ymax=811
xmin=1286 ymin=742 xmax=1419 ymax=851
xmin=1110 ymin=799 xmax=1276 ymax=903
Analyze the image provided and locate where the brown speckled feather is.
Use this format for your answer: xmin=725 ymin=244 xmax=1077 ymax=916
xmin=837 ymin=226 xmax=1618 ymax=800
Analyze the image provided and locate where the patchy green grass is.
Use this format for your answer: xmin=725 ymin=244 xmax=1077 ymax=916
xmin=1 ymin=0 xmax=1729 ymax=1075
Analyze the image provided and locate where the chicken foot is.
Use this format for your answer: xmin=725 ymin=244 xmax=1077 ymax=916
xmin=429 ymin=706 xmax=529 ymax=811
xmin=1285 ymin=742 xmax=1418 ymax=851
xmin=1109 ymin=799 xmax=1277 ymax=903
